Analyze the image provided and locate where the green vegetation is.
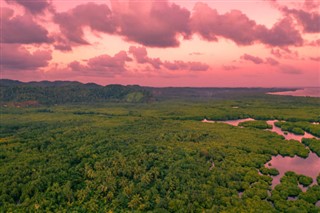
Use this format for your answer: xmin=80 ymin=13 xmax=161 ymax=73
xmin=275 ymin=121 xmax=320 ymax=137
xmin=269 ymin=172 xmax=320 ymax=212
xmin=260 ymin=167 xmax=280 ymax=176
xmin=302 ymin=138 xmax=320 ymax=156
xmin=0 ymin=79 xmax=151 ymax=105
xmin=0 ymin=84 xmax=320 ymax=212
xmin=298 ymin=175 xmax=313 ymax=187
xmin=239 ymin=120 xmax=272 ymax=129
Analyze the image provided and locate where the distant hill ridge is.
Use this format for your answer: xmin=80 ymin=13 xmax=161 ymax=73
xmin=0 ymin=79 xmax=300 ymax=105
xmin=0 ymin=79 xmax=151 ymax=104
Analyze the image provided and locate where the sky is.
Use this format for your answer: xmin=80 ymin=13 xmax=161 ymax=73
xmin=0 ymin=0 xmax=319 ymax=87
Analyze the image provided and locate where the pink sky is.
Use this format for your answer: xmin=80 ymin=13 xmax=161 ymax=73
xmin=0 ymin=0 xmax=319 ymax=87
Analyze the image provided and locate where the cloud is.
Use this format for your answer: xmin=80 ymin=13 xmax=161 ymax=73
xmin=270 ymin=47 xmax=299 ymax=59
xmin=283 ymin=7 xmax=320 ymax=33
xmin=5 ymin=0 xmax=50 ymax=14
xmin=162 ymin=61 xmax=209 ymax=71
xmin=309 ymin=39 xmax=320 ymax=46
xmin=257 ymin=17 xmax=303 ymax=46
xmin=128 ymin=46 xmax=210 ymax=71
xmin=128 ymin=46 xmax=162 ymax=69
xmin=191 ymin=3 xmax=260 ymax=45
xmin=0 ymin=8 xmax=51 ymax=44
xmin=223 ymin=65 xmax=239 ymax=71
xmin=189 ymin=52 xmax=203 ymax=56
xmin=303 ymin=0 xmax=319 ymax=11
xmin=54 ymin=3 xmax=116 ymax=45
xmin=310 ymin=57 xmax=320 ymax=61
xmin=241 ymin=54 xmax=264 ymax=64
xmin=68 ymin=51 xmax=132 ymax=77
xmin=280 ymin=65 xmax=303 ymax=74
xmin=54 ymin=1 xmax=191 ymax=48
xmin=111 ymin=0 xmax=191 ymax=47
xmin=47 ymin=1 xmax=308 ymax=50
xmin=0 ymin=44 xmax=52 ymax=70
xmin=265 ymin=57 xmax=279 ymax=66
xmin=51 ymin=35 xmax=72 ymax=52
xmin=267 ymin=1 xmax=320 ymax=33
xmin=190 ymin=3 xmax=303 ymax=47
xmin=241 ymin=54 xmax=279 ymax=66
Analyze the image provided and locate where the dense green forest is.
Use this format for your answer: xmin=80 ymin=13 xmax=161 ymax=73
xmin=0 ymin=79 xmax=294 ymax=105
xmin=0 ymin=79 xmax=151 ymax=105
xmin=0 ymin=82 xmax=320 ymax=212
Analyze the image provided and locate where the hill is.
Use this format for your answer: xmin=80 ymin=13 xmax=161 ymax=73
xmin=0 ymin=79 xmax=151 ymax=105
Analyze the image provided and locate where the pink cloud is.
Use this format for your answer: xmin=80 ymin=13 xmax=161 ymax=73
xmin=266 ymin=57 xmax=279 ymax=66
xmin=268 ymin=0 xmax=319 ymax=33
xmin=111 ymin=0 xmax=191 ymax=47
xmin=0 ymin=44 xmax=52 ymax=70
xmin=13 ymin=1 xmax=305 ymax=51
xmin=189 ymin=52 xmax=203 ymax=56
xmin=128 ymin=46 xmax=210 ymax=71
xmin=270 ymin=48 xmax=299 ymax=59
xmin=241 ymin=54 xmax=279 ymax=66
xmin=310 ymin=57 xmax=320 ymax=61
xmin=303 ymin=0 xmax=319 ymax=11
xmin=283 ymin=7 xmax=320 ymax=33
xmin=54 ymin=3 xmax=116 ymax=45
xmin=191 ymin=3 xmax=303 ymax=47
xmin=1 ymin=8 xmax=51 ymax=44
xmin=191 ymin=3 xmax=261 ymax=45
xmin=68 ymin=51 xmax=132 ymax=77
xmin=279 ymin=65 xmax=303 ymax=75
xmin=54 ymin=1 xmax=191 ymax=48
xmin=241 ymin=54 xmax=264 ymax=64
xmin=308 ymin=39 xmax=320 ymax=46
xmin=5 ymin=0 xmax=50 ymax=14
xmin=129 ymin=46 xmax=162 ymax=69
xmin=162 ymin=60 xmax=209 ymax=71
xmin=222 ymin=65 xmax=239 ymax=71
xmin=257 ymin=17 xmax=303 ymax=46
xmin=51 ymin=35 xmax=72 ymax=52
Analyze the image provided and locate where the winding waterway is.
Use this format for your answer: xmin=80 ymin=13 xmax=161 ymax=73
xmin=202 ymin=118 xmax=320 ymax=189
xmin=267 ymin=120 xmax=317 ymax=141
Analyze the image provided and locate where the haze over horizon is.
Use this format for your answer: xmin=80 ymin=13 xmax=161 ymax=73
xmin=1 ymin=0 xmax=319 ymax=87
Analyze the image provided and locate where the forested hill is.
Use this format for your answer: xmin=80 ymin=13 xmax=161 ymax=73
xmin=0 ymin=79 xmax=151 ymax=105
xmin=0 ymin=79 xmax=300 ymax=106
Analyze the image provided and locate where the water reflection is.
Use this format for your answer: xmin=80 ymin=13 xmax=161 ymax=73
xmin=220 ymin=118 xmax=255 ymax=126
xmin=203 ymin=118 xmax=318 ymax=141
xmin=202 ymin=118 xmax=320 ymax=191
xmin=267 ymin=88 xmax=320 ymax=98
xmin=267 ymin=120 xmax=317 ymax=142
xmin=265 ymin=152 xmax=320 ymax=188
xmin=202 ymin=118 xmax=255 ymax=126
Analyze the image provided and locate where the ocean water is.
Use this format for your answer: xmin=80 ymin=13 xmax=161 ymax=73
xmin=268 ymin=88 xmax=320 ymax=97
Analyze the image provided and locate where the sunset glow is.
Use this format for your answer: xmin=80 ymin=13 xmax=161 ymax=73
xmin=1 ymin=0 xmax=319 ymax=87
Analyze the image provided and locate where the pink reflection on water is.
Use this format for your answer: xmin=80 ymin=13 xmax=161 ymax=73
xmin=266 ymin=152 xmax=320 ymax=188
xmin=267 ymin=88 xmax=320 ymax=97
xmin=267 ymin=120 xmax=318 ymax=142
xmin=201 ymin=118 xmax=255 ymax=126
xmin=220 ymin=118 xmax=255 ymax=126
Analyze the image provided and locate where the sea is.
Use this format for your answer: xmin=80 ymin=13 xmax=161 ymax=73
xmin=267 ymin=88 xmax=320 ymax=98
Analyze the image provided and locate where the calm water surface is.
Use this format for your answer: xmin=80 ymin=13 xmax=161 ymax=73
xmin=265 ymin=152 xmax=320 ymax=188
xmin=267 ymin=88 xmax=320 ymax=97
xmin=202 ymin=118 xmax=255 ymax=126
xmin=267 ymin=120 xmax=318 ymax=142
